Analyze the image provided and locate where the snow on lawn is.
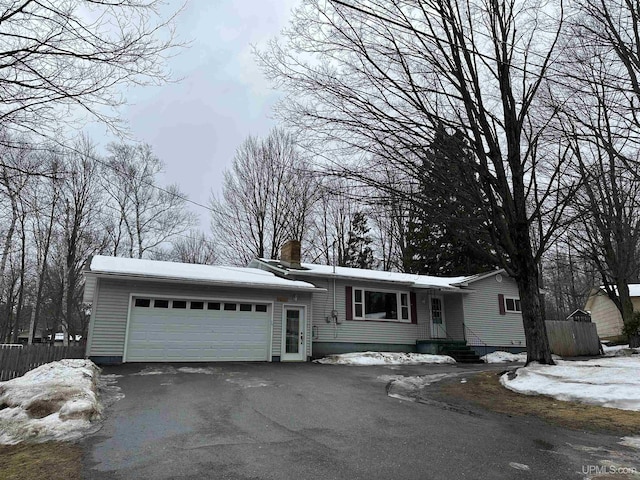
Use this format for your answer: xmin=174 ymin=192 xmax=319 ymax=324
xmin=482 ymin=351 xmax=563 ymax=363
xmin=602 ymin=344 xmax=640 ymax=357
xmin=500 ymin=356 xmax=640 ymax=411
xmin=0 ymin=359 xmax=102 ymax=444
xmin=314 ymin=351 xmax=455 ymax=365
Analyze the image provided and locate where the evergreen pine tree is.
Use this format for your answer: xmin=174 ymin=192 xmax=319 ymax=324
xmin=404 ymin=126 xmax=495 ymax=276
xmin=344 ymin=212 xmax=375 ymax=269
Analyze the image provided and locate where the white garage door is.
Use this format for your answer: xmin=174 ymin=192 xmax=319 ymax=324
xmin=125 ymin=297 xmax=272 ymax=362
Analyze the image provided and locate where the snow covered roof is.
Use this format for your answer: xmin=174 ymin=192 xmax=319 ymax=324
xmin=593 ymin=285 xmax=640 ymax=297
xmin=83 ymin=255 xmax=322 ymax=303
xmin=251 ymin=259 xmax=499 ymax=292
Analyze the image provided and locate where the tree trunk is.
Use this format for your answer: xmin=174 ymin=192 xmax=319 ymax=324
xmin=616 ymin=281 xmax=635 ymax=334
xmin=518 ymin=270 xmax=554 ymax=365
xmin=11 ymin=219 xmax=27 ymax=343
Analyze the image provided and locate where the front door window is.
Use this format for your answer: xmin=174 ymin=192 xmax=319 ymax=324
xmin=282 ymin=307 xmax=305 ymax=361
xmin=286 ymin=309 xmax=300 ymax=354
xmin=431 ymin=297 xmax=445 ymax=338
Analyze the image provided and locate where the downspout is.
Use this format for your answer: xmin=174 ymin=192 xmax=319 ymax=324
xmin=332 ymin=240 xmax=338 ymax=338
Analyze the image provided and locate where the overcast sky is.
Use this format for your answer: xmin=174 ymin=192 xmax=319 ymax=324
xmin=93 ymin=0 xmax=299 ymax=226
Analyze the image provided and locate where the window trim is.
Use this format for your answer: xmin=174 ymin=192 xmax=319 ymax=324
xmin=504 ymin=296 xmax=522 ymax=313
xmin=351 ymin=287 xmax=412 ymax=323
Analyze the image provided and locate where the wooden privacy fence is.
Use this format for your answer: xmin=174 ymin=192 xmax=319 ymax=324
xmin=545 ymin=320 xmax=601 ymax=357
xmin=0 ymin=345 xmax=85 ymax=381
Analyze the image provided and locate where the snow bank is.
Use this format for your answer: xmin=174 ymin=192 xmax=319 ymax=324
xmin=500 ymin=357 xmax=640 ymax=411
xmin=0 ymin=359 xmax=102 ymax=444
xmin=482 ymin=351 xmax=562 ymax=363
xmin=482 ymin=351 xmax=528 ymax=363
xmin=602 ymin=344 xmax=640 ymax=357
xmin=314 ymin=351 xmax=455 ymax=365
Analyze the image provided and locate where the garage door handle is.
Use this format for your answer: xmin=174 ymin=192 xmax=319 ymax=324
xmin=300 ymin=332 xmax=304 ymax=343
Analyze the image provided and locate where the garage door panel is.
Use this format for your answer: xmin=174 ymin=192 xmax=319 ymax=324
xmin=126 ymin=297 xmax=271 ymax=362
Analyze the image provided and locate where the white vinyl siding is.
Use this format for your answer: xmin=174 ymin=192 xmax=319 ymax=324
xmin=462 ymin=275 xmax=526 ymax=347
xmin=304 ymin=278 xmax=418 ymax=345
xmin=87 ymin=277 xmax=312 ymax=359
xmin=443 ymin=294 xmax=465 ymax=341
xmin=589 ymin=292 xmax=625 ymax=339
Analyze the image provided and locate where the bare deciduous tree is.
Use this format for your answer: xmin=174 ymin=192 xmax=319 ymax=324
xmin=0 ymin=0 xmax=183 ymax=142
xmin=556 ymin=1 xmax=640 ymax=345
xmin=155 ymin=231 xmax=219 ymax=265
xmin=103 ymin=142 xmax=197 ymax=259
xmin=259 ymin=0 xmax=574 ymax=363
xmin=211 ymin=128 xmax=318 ymax=265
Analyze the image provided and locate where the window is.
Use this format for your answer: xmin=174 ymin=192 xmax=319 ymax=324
xmin=207 ymin=302 xmax=221 ymax=310
xmin=352 ymin=288 xmax=410 ymax=322
xmin=190 ymin=301 xmax=204 ymax=310
xmin=255 ymin=304 xmax=268 ymax=313
xmin=505 ymin=297 xmax=522 ymax=313
xmin=239 ymin=304 xmax=252 ymax=312
xmin=224 ymin=303 xmax=237 ymax=311
xmin=400 ymin=293 xmax=409 ymax=320
xmin=154 ymin=299 xmax=169 ymax=308
xmin=172 ymin=300 xmax=187 ymax=309
xmin=134 ymin=298 xmax=150 ymax=307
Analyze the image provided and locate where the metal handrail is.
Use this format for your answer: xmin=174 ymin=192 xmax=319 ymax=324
xmin=463 ymin=323 xmax=489 ymax=360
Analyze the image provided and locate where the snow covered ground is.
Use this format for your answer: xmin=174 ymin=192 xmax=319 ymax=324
xmin=482 ymin=351 xmax=563 ymax=363
xmin=314 ymin=351 xmax=456 ymax=365
xmin=379 ymin=373 xmax=458 ymax=401
xmin=602 ymin=343 xmax=640 ymax=356
xmin=0 ymin=359 xmax=105 ymax=444
xmin=482 ymin=351 xmax=528 ymax=363
xmin=500 ymin=356 xmax=640 ymax=412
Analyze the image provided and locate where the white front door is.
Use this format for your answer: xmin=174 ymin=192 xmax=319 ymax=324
xmin=282 ymin=306 xmax=306 ymax=361
xmin=431 ymin=296 xmax=446 ymax=339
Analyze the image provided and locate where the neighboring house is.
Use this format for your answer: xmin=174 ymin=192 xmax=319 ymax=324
xmin=565 ymin=309 xmax=591 ymax=323
xmin=83 ymin=243 xmax=527 ymax=364
xmin=585 ymin=286 xmax=640 ymax=341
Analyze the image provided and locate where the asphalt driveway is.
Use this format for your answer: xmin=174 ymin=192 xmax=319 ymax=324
xmin=82 ymin=362 xmax=636 ymax=479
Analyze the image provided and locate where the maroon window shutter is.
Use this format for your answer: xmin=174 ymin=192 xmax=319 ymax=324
xmin=345 ymin=286 xmax=353 ymax=320
xmin=410 ymin=292 xmax=417 ymax=324
xmin=498 ymin=294 xmax=506 ymax=315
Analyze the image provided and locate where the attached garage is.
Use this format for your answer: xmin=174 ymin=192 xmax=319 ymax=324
xmin=125 ymin=297 xmax=272 ymax=362
xmin=83 ymin=256 xmax=321 ymax=364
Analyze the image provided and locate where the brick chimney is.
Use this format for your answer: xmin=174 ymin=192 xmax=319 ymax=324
xmin=280 ymin=240 xmax=301 ymax=268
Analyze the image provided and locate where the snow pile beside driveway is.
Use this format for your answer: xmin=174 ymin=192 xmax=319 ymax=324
xmin=482 ymin=351 xmax=562 ymax=363
xmin=314 ymin=351 xmax=455 ymax=365
xmin=0 ymin=359 xmax=102 ymax=444
xmin=500 ymin=357 xmax=640 ymax=411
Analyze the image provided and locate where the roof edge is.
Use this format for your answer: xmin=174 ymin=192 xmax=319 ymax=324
xmin=84 ymin=271 xmax=326 ymax=292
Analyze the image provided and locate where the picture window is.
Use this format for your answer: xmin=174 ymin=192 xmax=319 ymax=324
xmin=352 ymin=289 xmax=410 ymax=322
